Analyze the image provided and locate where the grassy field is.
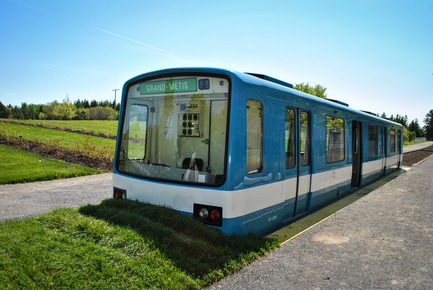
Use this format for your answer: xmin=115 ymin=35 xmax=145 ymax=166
xmin=0 ymin=199 xmax=279 ymax=289
xmin=0 ymin=145 xmax=101 ymax=184
xmin=0 ymin=119 xmax=118 ymax=137
xmin=0 ymin=122 xmax=115 ymax=156
xmin=0 ymin=120 xmax=115 ymax=183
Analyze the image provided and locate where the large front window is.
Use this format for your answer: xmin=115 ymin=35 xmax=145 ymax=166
xmin=117 ymin=76 xmax=229 ymax=186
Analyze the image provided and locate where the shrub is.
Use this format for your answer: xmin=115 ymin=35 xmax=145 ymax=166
xmin=89 ymin=106 xmax=115 ymax=120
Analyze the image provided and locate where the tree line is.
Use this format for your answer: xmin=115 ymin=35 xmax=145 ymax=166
xmin=0 ymin=98 xmax=120 ymax=120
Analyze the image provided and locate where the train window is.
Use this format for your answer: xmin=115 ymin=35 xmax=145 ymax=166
xmin=390 ymin=129 xmax=396 ymax=153
xmin=117 ymin=75 xmax=229 ymax=186
xmin=285 ymin=108 xmax=296 ymax=169
xmin=127 ymin=104 xmax=148 ymax=159
xmin=300 ymin=111 xmax=311 ymax=166
xmin=397 ymin=130 xmax=401 ymax=153
xmin=326 ymin=116 xmax=345 ymax=163
xmin=368 ymin=125 xmax=378 ymax=156
xmin=247 ymin=100 xmax=263 ymax=174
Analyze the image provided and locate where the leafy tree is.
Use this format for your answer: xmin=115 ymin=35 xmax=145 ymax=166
xmin=89 ymin=106 xmax=115 ymax=120
xmin=380 ymin=113 xmax=410 ymax=129
xmin=10 ymin=106 xmax=24 ymax=119
xmin=40 ymin=98 xmax=76 ymax=120
xmin=402 ymin=127 xmax=416 ymax=143
xmin=74 ymin=108 xmax=90 ymax=120
xmin=75 ymin=99 xmax=90 ymax=109
xmin=75 ymin=99 xmax=83 ymax=109
xmin=99 ymin=100 xmax=110 ymax=107
xmin=408 ymin=119 xmax=424 ymax=137
xmin=30 ymin=104 xmax=42 ymax=119
xmin=388 ymin=114 xmax=408 ymax=128
xmin=56 ymin=97 xmax=76 ymax=120
xmin=21 ymin=103 xmax=42 ymax=119
xmin=0 ymin=102 xmax=10 ymax=118
xmin=294 ymin=82 xmax=327 ymax=99
xmin=38 ymin=112 xmax=46 ymax=120
xmin=20 ymin=102 xmax=28 ymax=119
xmin=424 ymin=109 xmax=433 ymax=141
xmin=41 ymin=101 xmax=57 ymax=119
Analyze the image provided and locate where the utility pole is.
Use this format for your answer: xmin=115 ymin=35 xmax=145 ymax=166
xmin=112 ymin=89 xmax=119 ymax=120
xmin=112 ymin=89 xmax=119 ymax=109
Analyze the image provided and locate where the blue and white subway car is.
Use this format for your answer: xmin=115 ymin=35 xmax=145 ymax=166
xmin=113 ymin=68 xmax=402 ymax=236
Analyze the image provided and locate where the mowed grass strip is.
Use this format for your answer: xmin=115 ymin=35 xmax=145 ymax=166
xmin=1 ymin=119 xmax=118 ymax=137
xmin=0 ymin=144 xmax=101 ymax=184
xmin=0 ymin=200 xmax=279 ymax=289
xmin=0 ymin=122 xmax=115 ymax=158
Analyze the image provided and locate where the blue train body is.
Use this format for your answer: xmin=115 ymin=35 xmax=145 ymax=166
xmin=113 ymin=68 xmax=402 ymax=236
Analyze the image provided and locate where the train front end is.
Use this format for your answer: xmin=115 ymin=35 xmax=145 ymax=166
xmin=113 ymin=68 xmax=233 ymax=231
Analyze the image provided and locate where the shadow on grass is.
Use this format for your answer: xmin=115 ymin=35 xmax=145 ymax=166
xmin=79 ymin=199 xmax=278 ymax=283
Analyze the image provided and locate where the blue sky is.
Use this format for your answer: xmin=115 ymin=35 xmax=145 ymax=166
xmin=1 ymin=0 xmax=432 ymax=125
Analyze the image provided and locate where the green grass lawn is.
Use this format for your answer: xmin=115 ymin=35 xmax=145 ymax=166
xmin=0 ymin=200 xmax=279 ymax=288
xmin=0 ymin=119 xmax=118 ymax=137
xmin=0 ymin=122 xmax=115 ymax=158
xmin=0 ymin=144 xmax=101 ymax=184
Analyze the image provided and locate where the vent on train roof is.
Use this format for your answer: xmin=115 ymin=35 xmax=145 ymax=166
xmin=246 ymin=73 xmax=293 ymax=89
xmin=361 ymin=110 xmax=378 ymax=116
xmin=327 ymin=99 xmax=349 ymax=107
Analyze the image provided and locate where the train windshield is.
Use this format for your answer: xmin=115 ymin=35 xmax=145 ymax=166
xmin=117 ymin=76 xmax=229 ymax=186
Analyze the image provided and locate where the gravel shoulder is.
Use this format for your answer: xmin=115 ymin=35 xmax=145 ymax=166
xmin=0 ymin=173 xmax=112 ymax=221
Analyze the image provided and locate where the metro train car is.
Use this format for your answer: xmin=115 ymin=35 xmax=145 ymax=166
xmin=113 ymin=67 xmax=403 ymax=236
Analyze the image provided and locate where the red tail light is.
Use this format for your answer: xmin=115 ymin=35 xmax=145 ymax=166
xmin=113 ymin=188 xmax=127 ymax=199
xmin=210 ymin=210 xmax=221 ymax=223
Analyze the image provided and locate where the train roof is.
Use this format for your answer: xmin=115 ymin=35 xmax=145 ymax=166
xmin=125 ymin=67 xmax=402 ymax=128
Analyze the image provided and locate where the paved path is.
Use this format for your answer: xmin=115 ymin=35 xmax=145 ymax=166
xmin=403 ymin=141 xmax=433 ymax=153
xmin=0 ymin=173 xmax=112 ymax=221
xmin=213 ymin=155 xmax=433 ymax=289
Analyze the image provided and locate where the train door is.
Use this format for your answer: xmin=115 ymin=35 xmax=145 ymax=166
xmin=295 ymin=111 xmax=311 ymax=215
xmin=381 ymin=127 xmax=387 ymax=175
xmin=351 ymin=121 xmax=362 ymax=187
xmin=282 ymin=108 xmax=311 ymax=220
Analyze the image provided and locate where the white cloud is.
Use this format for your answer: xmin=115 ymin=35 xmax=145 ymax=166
xmin=1 ymin=91 xmax=16 ymax=96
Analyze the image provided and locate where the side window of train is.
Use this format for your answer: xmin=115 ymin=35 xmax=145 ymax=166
xmin=300 ymin=111 xmax=311 ymax=166
xmin=285 ymin=108 xmax=296 ymax=169
xmin=368 ymin=125 xmax=378 ymax=157
xmin=246 ymin=100 xmax=263 ymax=174
xmin=326 ymin=116 xmax=345 ymax=163
xmin=390 ymin=129 xmax=396 ymax=153
xmin=381 ymin=127 xmax=386 ymax=155
xmin=397 ymin=130 xmax=402 ymax=153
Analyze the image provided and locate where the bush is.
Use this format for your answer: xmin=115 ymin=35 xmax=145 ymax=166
xmin=89 ymin=106 xmax=115 ymax=120
xmin=74 ymin=108 xmax=90 ymax=120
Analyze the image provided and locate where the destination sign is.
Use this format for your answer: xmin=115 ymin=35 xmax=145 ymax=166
xmin=140 ymin=78 xmax=197 ymax=95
